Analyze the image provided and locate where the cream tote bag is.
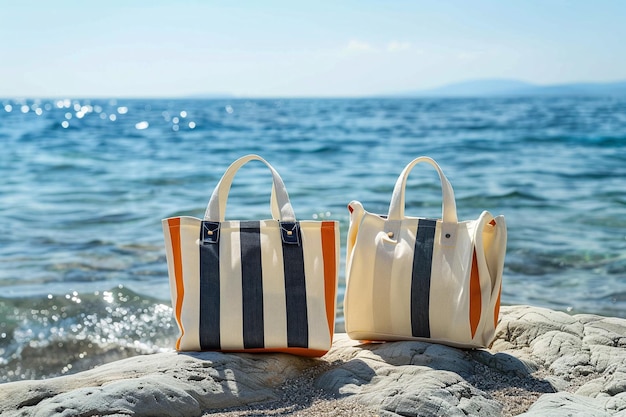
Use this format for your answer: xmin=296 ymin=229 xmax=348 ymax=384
xmin=162 ymin=155 xmax=339 ymax=356
xmin=344 ymin=156 xmax=506 ymax=348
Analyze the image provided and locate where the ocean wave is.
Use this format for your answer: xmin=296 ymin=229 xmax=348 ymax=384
xmin=506 ymin=248 xmax=626 ymax=276
xmin=0 ymin=286 xmax=177 ymax=383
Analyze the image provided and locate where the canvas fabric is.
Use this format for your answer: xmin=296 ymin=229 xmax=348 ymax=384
xmin=344 ymin=156 xmax=506 ymax=348
xmin=162 ymin=155 xmax=339 ymax=356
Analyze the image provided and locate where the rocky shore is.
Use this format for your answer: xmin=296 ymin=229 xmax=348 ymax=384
xmin=1 ymin=305 xmax=625 ymax=416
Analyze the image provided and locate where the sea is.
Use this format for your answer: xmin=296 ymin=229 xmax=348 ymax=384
xmin=1 ymin=96 xmax=625 ymax=383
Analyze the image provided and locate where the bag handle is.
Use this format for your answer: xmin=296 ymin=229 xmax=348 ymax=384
xmin=388 ymin=156 xmax=458 ymax=223
xmin=204 ymin=154 xmax=296 ymax=222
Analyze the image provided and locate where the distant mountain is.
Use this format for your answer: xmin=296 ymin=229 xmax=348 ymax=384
xmin=403 ymin=79 xmax=626 ymax=97
xmin=184 ymin=92 xmax=236 ymax=99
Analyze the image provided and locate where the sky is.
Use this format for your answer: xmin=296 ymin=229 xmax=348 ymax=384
xmin=1 ymin=0 xmax=626 ymax=98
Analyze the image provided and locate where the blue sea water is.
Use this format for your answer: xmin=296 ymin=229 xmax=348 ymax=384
xmin=1 ymin=96 xmax=625 ymax=383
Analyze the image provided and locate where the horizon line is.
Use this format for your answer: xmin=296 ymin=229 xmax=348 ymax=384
xmin=3 ymin=77 xmax=626 ymax=101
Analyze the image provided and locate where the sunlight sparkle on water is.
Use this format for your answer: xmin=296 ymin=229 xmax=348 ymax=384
xmin=103 ymin=291 xmax=114 ymax=304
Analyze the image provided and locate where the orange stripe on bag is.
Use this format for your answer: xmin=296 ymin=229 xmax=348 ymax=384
xmin=168 ymin=218 xmax=185 ymax=350
xmin=490 ymin=218 xmax=502 ymax=329
xmin=494 ymin=283 xmax=502 ymax=329
xmin=469 ymin=249 xmax=481 ymax=339
xmin=221 ymin=347 xmax=328 ymax=357
xmin=321 ymin=221 xmax=337 ymax=334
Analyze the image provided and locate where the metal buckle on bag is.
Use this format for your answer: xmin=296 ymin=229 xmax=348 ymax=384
xmin=201 ymin=221 xmax=220 ymax=244
xmin=280 ymin=222 xmax=300 ymax=245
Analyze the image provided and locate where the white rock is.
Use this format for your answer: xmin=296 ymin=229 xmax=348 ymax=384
xmin=1 ymin=305 xmax=625 ymax=417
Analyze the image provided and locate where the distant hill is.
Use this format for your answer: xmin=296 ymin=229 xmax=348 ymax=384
xmin=402 ymin=79 xmax=626 ymax=97
xmin=184 ymin=92 xmax=236 ymax=99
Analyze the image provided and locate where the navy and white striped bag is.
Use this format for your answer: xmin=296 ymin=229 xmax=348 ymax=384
xmin=162 ymin=155 xmax=339 ymax=356
xmin=344 ymin=156 xmax=506 ymax=348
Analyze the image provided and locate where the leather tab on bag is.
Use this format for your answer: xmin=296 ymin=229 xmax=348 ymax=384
xmin=280 ymin=222 xmax=301 ymax=245
xmin=201 ymin=221 xmax=220 ymax=244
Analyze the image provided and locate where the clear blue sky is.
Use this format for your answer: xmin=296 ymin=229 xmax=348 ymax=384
xmin=1 ymin=0 xmax=625 ymax=98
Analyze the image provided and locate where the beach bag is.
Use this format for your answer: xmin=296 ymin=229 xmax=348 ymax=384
xmin=162 ymin=154 xmax=339 ymax=356
xmin=344 ymin=156 xmax=506 ymax=348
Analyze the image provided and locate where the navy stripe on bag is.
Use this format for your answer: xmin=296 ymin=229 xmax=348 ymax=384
xmin=411 ymin=218 xmax=436 ymax=338
xmin=240 ymin=221 xmax=265 ymax=349
xmin=199 ymin=223 xmax=221 ymax=350
xmin=281 ymin=222 xmax=309 ymax=348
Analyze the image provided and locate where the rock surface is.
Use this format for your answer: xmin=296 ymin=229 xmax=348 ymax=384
xmin=1 ymin=305 xmax=625 ymax=417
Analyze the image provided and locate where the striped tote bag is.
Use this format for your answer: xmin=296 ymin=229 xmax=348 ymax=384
xmin=162 ymin=155 xmax=339 ymax=356
xmin=344 ymin=156 xmax=507 ymax=348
